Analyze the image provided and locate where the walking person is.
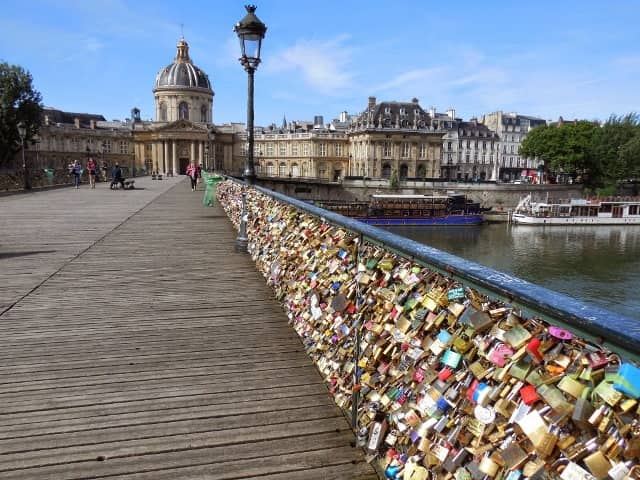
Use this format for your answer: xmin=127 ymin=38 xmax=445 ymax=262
xmin=71 ymin=160 xmax=82 ymax=189
xmin=87 ymin=157 xmax=97 ymax=189
xmin=186 ymin=162 xmax=198 ymax=191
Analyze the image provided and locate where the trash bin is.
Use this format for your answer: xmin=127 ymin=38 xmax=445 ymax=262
xmin=43 ymin=168 xmax=55 ymax=184
xmin=203 ymin=174 xmax=223 ymax=206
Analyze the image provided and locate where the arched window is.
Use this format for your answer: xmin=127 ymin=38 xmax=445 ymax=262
xmin=417 ymin=164 xmax=426 ymax=178
xmin=278 ymin=162 xmax=287 ymax=177
xmin=200 ymin=105 xmax=207 ymax=123
xmin=382 ymin=163 xmax=391 ymax=178
xmin=266 ymin=162 xmax=274 ymax=175
xmin=159 ymin=103 xmax=167 ymax=121
xmin=291 ymin=163 xmax=299 ymax=177
xmin=179 ymin=102 xmax=189 ymax=120
xmin=399 ymin=164 xmax=409 ymax=180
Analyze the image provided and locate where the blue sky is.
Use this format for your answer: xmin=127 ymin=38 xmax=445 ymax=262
xmin=2 ymin=0 xmax=639 ymax=126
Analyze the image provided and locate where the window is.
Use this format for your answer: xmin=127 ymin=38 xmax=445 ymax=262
xmin=119 ymin=141 xmax=128 ymax=154
xmin=71 ymin=137 xmax=79 ymax=151
xmin=179 ymin=102 xmax=189 ymax=120
xmin=159 ymin=103 xmax=167 ymax=121
xmin=447 ymin=141 xmax=452 ymax=151
xmin=335 ymin=143 xmax=343 ymax=156
xmin=419 ymin=143 xmax=427 ymax=158
xmin=292 ymin=143 xmax=298 ymax=155
xmin=466 ymin=140 xmax=471 ymax=148
xmin=291 ymin=163 xmax=299 ymax=177
xmin=266 ymin=144 xmax=274 ymax=156
xmin=465 ymin=153 xmax=470 ymax=162
xmin=303 ymin=143 xmax=309 ymax=156
xmin=401 ymin=142 xmax=410 ymax=158
xmin=266 ymin=162 xmax=274 ymax=175
xmin=240 ymin=143 xmax=247 ymax=156
xmin=318 ymin=143 xmax=327 ymax=156
xmin=511 ymin=145 xmax=515 ymax=153
xmin=278 ymin=162 xmax=287 ymax=176
xmin=200 ymin=105 xmax=207 ymax=122
xmin=383 ymin=141 xmax=392 ymax=157
xmin=279 ymin=143 xmax=286 ymax=156
xmin=399 ymin=107 xmax=406 ymax=115
xmin=104 ymin=140 xmax=112 ymax=153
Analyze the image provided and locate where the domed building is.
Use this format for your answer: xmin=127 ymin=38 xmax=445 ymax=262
xmin=153 ymin=38 xmax=214 ymax=123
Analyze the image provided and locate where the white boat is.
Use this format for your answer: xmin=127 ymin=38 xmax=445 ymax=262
xmin=512 ymin=194 xmax=640 ymax=225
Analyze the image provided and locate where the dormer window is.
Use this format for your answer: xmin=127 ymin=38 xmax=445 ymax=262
xmin=385 ymin=107 xmax=391 ymax=114
xmin=399 ymin=107 xmax=406 ymax=116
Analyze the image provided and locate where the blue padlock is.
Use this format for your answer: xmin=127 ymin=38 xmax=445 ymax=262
xmin=613 ymin=363 xmax=640 ymax=399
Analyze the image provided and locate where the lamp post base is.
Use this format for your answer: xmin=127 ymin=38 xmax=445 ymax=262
xmin=235 ymin=236 xmax=248 ymax=253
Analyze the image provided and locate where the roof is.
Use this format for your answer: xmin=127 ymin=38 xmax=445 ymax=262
xmin=154 ymin=38 xmax=212 ymax=92
xmin=42 ymin=108 xmax=105 ymax=125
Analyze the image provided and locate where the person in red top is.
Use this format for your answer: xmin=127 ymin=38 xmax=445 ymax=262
xmin=186 ymin=162 xmax=198 ymax=191
xmin=87 ymin=157 xmax=97 ymax=189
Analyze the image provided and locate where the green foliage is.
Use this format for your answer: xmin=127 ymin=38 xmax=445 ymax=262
xmin=0 ymin=62 xmax=43 ymax=167
xmin=389 ymin=169 xmax=399 ymax=189
xmin=521 ymin=114 xmax=640 ymax=187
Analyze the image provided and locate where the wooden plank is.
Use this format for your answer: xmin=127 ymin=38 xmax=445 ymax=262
xmin=0 ymin=177 xmax=376 ymax=479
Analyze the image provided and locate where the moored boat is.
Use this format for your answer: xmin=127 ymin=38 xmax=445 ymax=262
xmin=319 ymin=194 xmax=483 ymax=226
xmin=512 ymin=194 xmax=640 ymax=225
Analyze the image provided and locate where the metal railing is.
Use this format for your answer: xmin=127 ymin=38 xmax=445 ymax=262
xmin=235 ymin=179 xmax=640 ymax=362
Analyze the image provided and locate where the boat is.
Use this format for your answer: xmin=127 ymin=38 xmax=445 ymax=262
xmin=318 ymin=194 xmax=483 ymax=226
xmin=512 ymin=194 xmax=640 ymax=225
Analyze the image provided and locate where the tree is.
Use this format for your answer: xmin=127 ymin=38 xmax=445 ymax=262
xmin=0 ymin=62 xmax=43 ymax=168
xmin=591 ymin=114 xmax=640 ymax=186
xmin=521 ymin=121 xmax=599 ymax=184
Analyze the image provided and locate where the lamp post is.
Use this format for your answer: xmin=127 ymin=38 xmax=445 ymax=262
xmin=101 ymin=141 xmax=107 ymax=182
xmin=234 ymin=4 xmax=267 ymax=185
xmin=17 ymin=122 xmax=30 ymax=190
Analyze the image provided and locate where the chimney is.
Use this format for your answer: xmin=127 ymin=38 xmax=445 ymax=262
xmin=447 ymin=108 xmax=456 ymax=120
xmin=368 ymin=96 xmax=376 ymax=111
xmin=340 ymin=111 xmax=348 ymax=123
xmin=314 ymin=115 xmax=324 ymax=127
xmin=90 ymin=119 xmax=96 ymax=129
xmin=429 ymin=107 xmax=436 ymax=118
xmin=411 ymin=97 xmax=419 ymax=104
xmin=44 ymin=115 xmax=50 ymax=126
xmin=74 ymin=117 xmax=80 ymax=129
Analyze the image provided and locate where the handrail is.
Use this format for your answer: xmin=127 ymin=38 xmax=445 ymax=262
xmin=229 ymin=177 xmax=640 ymax=361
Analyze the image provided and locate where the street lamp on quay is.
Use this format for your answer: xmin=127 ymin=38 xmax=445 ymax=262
xmin=17 ymin=122 xmax=31 ymax=190
xmin=234 ymin=4 xmax=267 ymax=185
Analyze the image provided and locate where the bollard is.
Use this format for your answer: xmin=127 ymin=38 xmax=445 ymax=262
xmin=235 ymin=192 xmax=249 ymax=253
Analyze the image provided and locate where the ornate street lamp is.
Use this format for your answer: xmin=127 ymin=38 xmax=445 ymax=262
xmin=17 ymin=122 xmax=30 ymax=190
xmin=234 ymin=4 xmax=267 ymax=185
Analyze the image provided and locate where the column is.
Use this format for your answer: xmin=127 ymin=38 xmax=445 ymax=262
xmin=151 ymin=143 xmax=158 ymax=173
xmin=164 ymin=141 xmax=169 ymax=176
xmin=198 ymin=141 xmax=204 ymax=167
xmin=191 ymin=141 xmax=196 ymax=165
xmin=172 ymin=141 xmax=177 ymax=175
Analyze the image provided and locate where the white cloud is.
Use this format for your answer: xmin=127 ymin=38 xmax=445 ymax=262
xmin=265 ymin=35 xmax=355 ymax=95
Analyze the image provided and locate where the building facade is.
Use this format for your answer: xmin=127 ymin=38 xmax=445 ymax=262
xmin=433 ymin=108 xmax=500 ymax=181
xmin=347 ymin=97 xmax=444 ymax=179
xmin=28 ymin=38 xmax=243 ymax=177
xmin=480 ymin=111 xmax=547 ymax=181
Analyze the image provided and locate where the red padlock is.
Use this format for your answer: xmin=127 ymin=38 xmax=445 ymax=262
xmin=526 ymin=337 xmax=544 ymax=364
xmin=466 ymin=379 xmax=479 ymax=403
xmin=438 ymin=367 xmax=453 ymax=382
xmin=519 ymin=384 xmax=539 ymax=405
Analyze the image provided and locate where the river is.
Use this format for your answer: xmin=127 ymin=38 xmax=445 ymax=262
xmin=387 ymin=224 xmax=640 ymax=321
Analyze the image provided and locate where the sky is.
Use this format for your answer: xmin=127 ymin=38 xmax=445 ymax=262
xmin=2 ymin=0 xmax=639 ymax=127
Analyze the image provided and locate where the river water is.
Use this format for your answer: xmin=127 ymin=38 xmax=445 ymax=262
xmin=387 ymin=224 xmax=640 ymax=321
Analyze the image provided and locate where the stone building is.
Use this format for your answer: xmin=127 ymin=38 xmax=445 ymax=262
xmin=479 ymin=111 xmax=547 ymax=181
xmin=432 ymin=108 xmax=499 ymax=181
xmin=253 ymin=115 xmax=349 ymax=180
xmin=347 ymin=97 xmax=444 ymax=179
xmin=27 ymin=37 xmax=244 ymax=177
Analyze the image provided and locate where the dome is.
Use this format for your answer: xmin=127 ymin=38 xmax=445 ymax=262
xmin=154 ymin=38 xmax=212 ymax=91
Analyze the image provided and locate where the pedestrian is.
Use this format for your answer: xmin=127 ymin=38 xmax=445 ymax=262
xmin=102 ymin=162 xmax=109 ymax=182
xmin=87 ymin=157 xmax=97 ymax=189
xmin=196 ymin=163 xmax=202 ymax=187
xmin=186 ymin=162 xmax=198 ymax=191
xmin=111 ymin=163 xmax=125 ymax=190
xmin=71 ymin=160 xmax=82 ymax=189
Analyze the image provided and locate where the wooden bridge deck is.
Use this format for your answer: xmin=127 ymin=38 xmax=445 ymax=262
xmin=0 ymin=178 xmax=375 ymax=479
